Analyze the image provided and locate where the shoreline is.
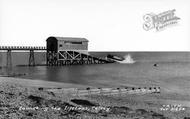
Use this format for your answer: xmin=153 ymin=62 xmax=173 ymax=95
xmin=0 ymin=76 xmax=92 ymax=89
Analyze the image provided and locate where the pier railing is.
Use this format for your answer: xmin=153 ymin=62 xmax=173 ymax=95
xmin=0 ymin=46 xmax=46 ymax=50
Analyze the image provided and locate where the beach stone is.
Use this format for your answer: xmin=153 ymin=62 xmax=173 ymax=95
xmin=47 ymin=91 xmax=55 ymax=97
xmin=154 ymin=63 xmax=158 ymax=67
xmin=135 ymin=109 xmax=148 ymax=115
xmin=184 ymin=117 xmax=190 ymax=119
xmin=28 ymin=95 xmax=44 ymax=105
xmin=109 ymin=106 xmax=133 ymax=114
xmin=71 ymin=99 xmax=98 ymax=107
xmin=151 ymin=112 xmax=165 ymax=119
xmin=38 ymin=87 xmax=43 ymax=91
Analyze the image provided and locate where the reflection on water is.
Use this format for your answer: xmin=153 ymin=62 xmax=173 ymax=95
xmin=1 ymin=63 xmax=141 ymax=86
xmin=1 ymin=61 xmax=190 ymax=88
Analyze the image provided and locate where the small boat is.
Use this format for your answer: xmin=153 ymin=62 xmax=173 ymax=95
xmin=106 ymin=54 xmax=124 ymax=62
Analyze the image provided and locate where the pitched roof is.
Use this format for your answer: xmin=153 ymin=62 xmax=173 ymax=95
xmin=49 ymin=36 xmax=88 ymax=42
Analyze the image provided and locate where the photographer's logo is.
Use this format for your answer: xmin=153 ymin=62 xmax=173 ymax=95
xmin=143 ymin=9 xmax=180 ymax=31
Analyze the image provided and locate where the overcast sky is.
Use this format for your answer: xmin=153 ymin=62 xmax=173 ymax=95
xmin=0 ymin=0 xmax=190 ymax=51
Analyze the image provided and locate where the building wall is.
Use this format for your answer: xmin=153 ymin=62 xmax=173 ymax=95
xmin=57 ymin=40 xmax=88 ymax=51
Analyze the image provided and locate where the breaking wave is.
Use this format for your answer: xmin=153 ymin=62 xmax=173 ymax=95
xmin=118 ymin=54 xmax=136 ymax=64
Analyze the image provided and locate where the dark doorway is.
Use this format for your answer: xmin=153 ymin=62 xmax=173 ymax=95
xmin=46 ymin=37 xmax=58 ymax=52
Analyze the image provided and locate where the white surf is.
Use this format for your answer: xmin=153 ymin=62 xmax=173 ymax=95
xmin=117 ymin=54 xmax=136 ymax=64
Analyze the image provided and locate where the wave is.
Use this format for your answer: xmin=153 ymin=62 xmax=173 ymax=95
xmin=117 ymin=54 xmax=136 ymax=64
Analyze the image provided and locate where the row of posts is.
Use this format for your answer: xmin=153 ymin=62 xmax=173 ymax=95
xmin=6 ymin=49 xmax=35 ymax=68
xmin=46 ymin=87 xmax=161 ymax=96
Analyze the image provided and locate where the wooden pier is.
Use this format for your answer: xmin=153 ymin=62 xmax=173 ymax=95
xmin=46 ymin=37 xmax=113 ymax=66
xmin=0 ymin=37 xmax=114 ymax=67
xmin=0 ymin=46 xmax=46 ymax=67
xmin=47 ymin=51 xmax=112 ymax=66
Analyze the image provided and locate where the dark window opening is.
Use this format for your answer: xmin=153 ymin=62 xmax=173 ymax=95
xmin=59 ymin=44 xmax=63 ymax=47
xmin=65 ymin=41 xmax=82 ymax=44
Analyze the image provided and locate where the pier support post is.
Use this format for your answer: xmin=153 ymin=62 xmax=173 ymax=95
xmin=29 ymin=50 xmax=35 ymax=66
xmin=6 ymin=49 xmax=12 ymax=68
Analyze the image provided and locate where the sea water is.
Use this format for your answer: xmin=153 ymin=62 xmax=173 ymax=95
xmin=0 ymin=52 xmax=190 ymax=88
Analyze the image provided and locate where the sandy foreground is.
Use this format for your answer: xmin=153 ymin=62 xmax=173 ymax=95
xmin=0 ymin=76 xmax=190 ymax=119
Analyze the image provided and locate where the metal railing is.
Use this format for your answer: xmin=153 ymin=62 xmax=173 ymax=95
xmin=0 ymin=46 xmax=46 ymax=50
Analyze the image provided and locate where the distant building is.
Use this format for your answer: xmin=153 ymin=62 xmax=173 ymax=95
xmin=46 ymin=36 xmax=110 ymax=66
xmin=46 ymin=36 xmax=88 ymax=54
